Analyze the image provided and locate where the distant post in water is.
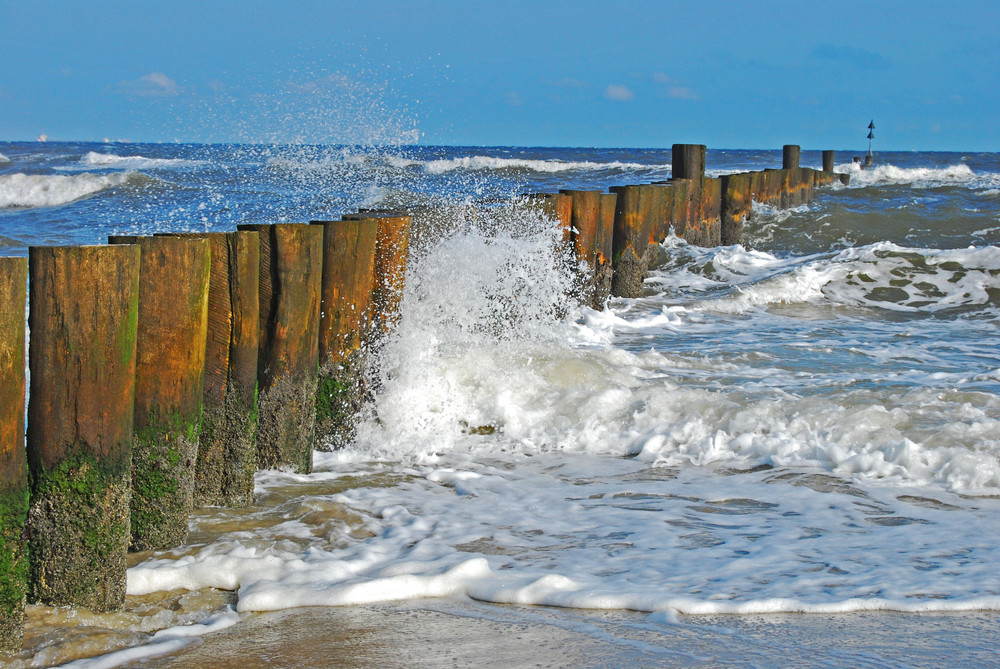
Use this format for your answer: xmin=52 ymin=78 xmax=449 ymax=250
xmin=310 ymin=218 xmax=378 ymax=449
xmin=783 ymin=145 xmax=801 ymax=170
xmin=108 ymin=235 xmax=210 ymax=550
xmin=0 ymin=258 xmax=27 ymax=653
xmin=822 ymin=150 xmax=835 ymax=173
xmin=237 ymin=223 xmax=323 ymax=474
xmin=27 ymin=245 xmax=139 ymax=611
xmin=671 ymin=144 xmax=706 ymax=181
xmin=161 ymin=231 xmax=260 ymax=508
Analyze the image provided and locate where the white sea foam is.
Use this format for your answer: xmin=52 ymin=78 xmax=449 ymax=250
xmin=418 ymin=155 xmax=658 ymax=174
xmin=840 ymin=162 xmax=981 ymax=188
xmin=53 ymin=608 xmax=240 ymax=669
xmin=676 ymin=240 xmax=1000 ymax=314
xmin=0 ymin=171 xmax=136 ymax=208
xmin=123 ymin=201 xmax=1000 ymax=637
xmin=0 ymin=152 xmax=10 ymax=164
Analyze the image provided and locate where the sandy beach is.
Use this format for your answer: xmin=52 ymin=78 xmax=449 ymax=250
xmin=130 ymin=600 xmax=1000 ymax=668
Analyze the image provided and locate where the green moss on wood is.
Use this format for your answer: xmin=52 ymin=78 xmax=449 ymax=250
xmin=130 ymin=411 xmax=199 ymax=551
xmin=116 ymin=288 xmax=139 ymax=367
xmin=315 ymin=352 xmax=368 ymax=451
xmin=0 ymin=485 xmax=28 ymax=653
xmin=193 ymin=385 xmax=258 ymax=508
xmin=28 ymin=449 xmax=130 ymax=611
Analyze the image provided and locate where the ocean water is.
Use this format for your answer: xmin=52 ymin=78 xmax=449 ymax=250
xmin=1 ymin=142 xmax=999 ymax=667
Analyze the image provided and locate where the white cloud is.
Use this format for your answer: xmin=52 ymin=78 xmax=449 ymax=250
xmin=503 ymin=91 xmax=524 ymax=107
xmin=554 ymin=77 xmax=587 ymax=89
xmin=667 ymin=86 xmax=699 ymax=101
xmin=604 ymin=84 xmax=634 ymax=102
xmin=118 ymin=72 xmax=180 ymax=97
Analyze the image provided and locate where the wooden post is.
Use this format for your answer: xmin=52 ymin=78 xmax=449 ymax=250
xmin=344 ymin=213 xmax=411 ymax=337
xmin=559 ymin=190 xmax=616 ymax=309
xmin=761 ymin=169 xmax=785 ymax=207
xmin=108 ymin=235 xmax=210 ymax=551
xmin=161 ymin=232 xmax=260 ymax=508
xmin=783 ymin=145 xmax=801 ymax=170
xmin=609 ymin=185 xmax=653 ymax=298
xmin=27 ymin=245 xmax=139 ymax=611
xmin=310 ymin=218 xmax=378 ymax=450
xmin=822 ymin=150 xmax=835 ymax=173
xmin=0 ymin=258 xmax=27 ymax=653
xmin=697 ymin=177 xmax=722 ymax=246
xmin=721 ymin=172 xmax=753 ymax=246
xmin=522 ymin=193 xmax=572 ymax=244
xmin=237 ymin=224 xmax=323 ymax=474
xmin=671 ymin=144 xmax=706 ymax=181
xmin=645 ymin=184 xmax=671 ymax=248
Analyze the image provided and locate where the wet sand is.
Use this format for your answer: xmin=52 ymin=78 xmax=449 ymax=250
xmin=134 ymin=600 xmax=1000 ymax=668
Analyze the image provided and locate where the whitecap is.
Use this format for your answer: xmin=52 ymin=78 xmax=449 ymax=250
xmin=73 ymin=151 xmax=205 ymax=170
xmin=420 ymin=155 xmax=659 ymax=175
xmin=0 ymin=171 xmax=137 ymax=209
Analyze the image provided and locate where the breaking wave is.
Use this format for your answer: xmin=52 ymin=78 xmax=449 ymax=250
xmin=0 ymin=171 xmax=143 ymax=209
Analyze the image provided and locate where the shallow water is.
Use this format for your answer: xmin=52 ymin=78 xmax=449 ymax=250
xmin=1 ymin=142 xmax=998 ymax=666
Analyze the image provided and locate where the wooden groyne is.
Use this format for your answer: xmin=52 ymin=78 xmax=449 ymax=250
xmin=0 ymin=144 xmax=844 ymax=650
xmin=533 ymin=144 xmax=848 ymax=304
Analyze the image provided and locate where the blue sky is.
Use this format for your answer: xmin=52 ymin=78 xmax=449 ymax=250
xmin=1 ymin=0 xmax=996 ymax=150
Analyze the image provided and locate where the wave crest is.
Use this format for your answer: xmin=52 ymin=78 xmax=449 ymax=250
xmin=0 ymin=171 xmax=140 ymax=209
xmin=78 ymin=151 xmax=205 ymax=170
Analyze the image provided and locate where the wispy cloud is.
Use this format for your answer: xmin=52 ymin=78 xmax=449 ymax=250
xmin=554 ymin=77 xmax=587 ymax=89
xmin=667 ymin=86 xmax=699 ymax=101
xmin=604 ymin=84 xmax=634 ymax=102
xmin=811 ymin=44 xmax=889 ymax=70
xmin=652 ymin=72 xmax=700 ymax=101
xmin=503 ymin=91 xmax=524 ymax=107
xmin=118 ymin=72 xmax=180 ymax=97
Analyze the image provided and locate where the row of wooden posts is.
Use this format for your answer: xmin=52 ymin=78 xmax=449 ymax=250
xmin=0 ymin=144 xmax=845 ymax=652
xmin=530 ymin=144 xmax=847 ymax=308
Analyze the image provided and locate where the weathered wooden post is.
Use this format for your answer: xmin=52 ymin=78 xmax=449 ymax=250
xmin=559 ymin=190 xmax=615 ymax=309
xmin=108 ymin=235 xmax=210 ymax=550
xmin=161 ymin=232 xmax=260 ymax=508
xmin=670 ymin=144 xmax=707 ymax=246
xmin=237 ymin=223 xmax=322 ymax=474
xmin=721 ymin=172 xmax=753 ymax=246
xmin=694 ymin=177 xmax=722 ymax=246
xmin=761 ymin=169 xmax=784 ymax=207
xmin=523 ymin=193 xmax=573 ymax=243
xmin=344 ymin=212 xmax=411 ymax=336
xmin=609 ymin=185 xmax=653 ymax=298
xmin=27 ymin=245 xmax=139 ymax=611
xmin=0 ymin=258 xmax=27 ymax=652
xmin=783 ymin=145 xmax=801 ymax=170
xmin=646 ymin=184 xmax=672 ymax=249
xmin=672 ymin=144 xmax=706 ymax=181
xmin=822 ymin=150 xmax=835 ymax=173
xmin=310 ymin=218 xmax=378 ymax=449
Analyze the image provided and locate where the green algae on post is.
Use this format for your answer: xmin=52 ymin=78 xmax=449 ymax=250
xmin=0 ymin=257 xmax=27 ymax=653
xmin=27 ymin=245 xmax=140 ymax=612
xmin=162 ymin=231 xmax=260 ymax=508
xmin=311 ymin=218 xmax=378 ymax=450
xmin=109 ymin=236 xmax=211 ymax=550
xmin=237 ymin=223 xmax=323 ymax=474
